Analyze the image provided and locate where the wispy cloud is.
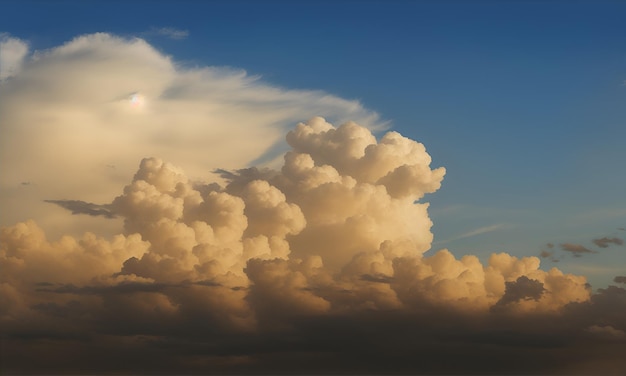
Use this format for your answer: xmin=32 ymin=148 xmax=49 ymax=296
xmin=148 ymin=27 xmax=189 ymax=40
xmin=434 ymin=223 xmax=508 ymax=245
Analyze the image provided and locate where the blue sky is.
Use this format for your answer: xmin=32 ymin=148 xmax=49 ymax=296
xmin=2 ymin=0 xmax=625 ymax=289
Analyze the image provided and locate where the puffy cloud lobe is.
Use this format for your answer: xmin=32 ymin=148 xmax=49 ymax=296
xmin=0 ymin=33 xmax=28 ymax=80
xmin=0 ymin=33 xmax=385 ymax=239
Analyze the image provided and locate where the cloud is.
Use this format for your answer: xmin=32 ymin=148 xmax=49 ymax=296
xmin=44 ymin=200 xmax=116 ymax=218
xmin=435 ymin=223 xmax=508 ymax=245
xmin=0 ymin=33 xmax=385 ymax=238
xmin=2 ymin=119 xmax=596 ymax=371
xmin=586 ymin=325 xmax=626 ymax=339
xmin=492 ymin=276 xmax=545 ymax=310
xmin=614 ymin=276 xmax=626 ymax=284
xmin=0 ymin=33 xmax=28 ymax=80
xmin=147 ymin=27 xmax=189 ymax=40
xmin=0 ymin=33 xmax=624 ymax=374
xmin=560 ymin=242 xmax=597 ymax=257
xmin=539 ymin=250 xmax=552 ymax=258
xmin=593 ymin=236 xmax=624 ymax=248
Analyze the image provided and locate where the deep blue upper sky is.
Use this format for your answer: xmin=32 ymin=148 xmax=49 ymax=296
xmin=2 ymin=0 xmax=625 ymax=287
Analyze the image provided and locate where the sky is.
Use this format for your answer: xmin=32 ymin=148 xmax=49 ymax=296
xmin=1 ymin=0 xmax=625 ymax=374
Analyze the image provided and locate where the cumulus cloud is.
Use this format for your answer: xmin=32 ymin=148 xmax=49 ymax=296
xmin=0 ymin=33 xmax=384 ymax=238
xmin=2 ymin=116 xmax=607 ymax=373
xmin=1 ymin=33 xmax=624 ymax=374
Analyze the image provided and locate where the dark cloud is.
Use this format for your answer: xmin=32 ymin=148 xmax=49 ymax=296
xmin=546 ymin=242 xmax=554 ymax=249
xmin=36 ymin=281 xmax=171 ymax=295
xmin=360 ymin=273 xmax=394 ymax=284
xmin=593 ymin=237 xmax=624 ymax=248
xmin=560 ymin=243 xmax=596 ymax=257
xmin=44 ymin=199 xmax=116 ymax=218
xmin=614 ymin=276 xmax=626 ymax=284
xmin=539 ymin=250 xmax=552 ymax=258
xmin=493 ymin=276 xmax=545 ymax=310
xmin=3 ymin=296 xmax=626 ymax=374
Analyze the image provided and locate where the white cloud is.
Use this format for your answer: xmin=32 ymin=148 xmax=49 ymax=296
xmin=0 ymin=33 xmax=385 ymax=238
xmin=0 ymin=33 xmax=28 ymax=80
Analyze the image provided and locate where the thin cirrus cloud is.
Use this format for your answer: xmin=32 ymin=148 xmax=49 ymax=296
xmin=145 ymin=27 xmax=189 ymax=40
xmin=434 ymin=223 xmax=508 ymax=245
xmin=1 ymin=33 xmax=625 ymax=374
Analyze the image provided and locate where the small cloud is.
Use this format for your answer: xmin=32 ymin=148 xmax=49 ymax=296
xmin=614 ymin=276 xmax=626 ymax=284
xmin=436 ymin=223 xmax=508 ymax=244
xmin=539 ymin=250 xmax=552 ymax=259
xmin=560 ymin=243 xmax=596 ymax=257
xmin=592 ymin=237 xmax=623 ymax=248
xmin=586 ymin=325 xmax=626 ymax=339
xmin=44 ymin=199 xmax=116 ymax=218
xmin=546 ymin=242 xmax=554 ymax=249
xmin=149 ymin=27 xmax=189 ymax=40
xmin=492 ymin=276 xmax=545 ymax=310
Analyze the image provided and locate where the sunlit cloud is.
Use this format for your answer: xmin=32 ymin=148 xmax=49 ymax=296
xmin=0 ymin=33 xmax=384 ymax=238
xmin=0 ymin=33 xmax=28 ymax=80
xmin=1 ymin=32 xmax=625 ymax=375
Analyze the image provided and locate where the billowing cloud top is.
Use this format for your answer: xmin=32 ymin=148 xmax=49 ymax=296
xmin=1 ymin=34 xmax=625 ymax=374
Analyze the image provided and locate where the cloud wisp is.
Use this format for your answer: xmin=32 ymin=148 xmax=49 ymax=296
xmin=145 ymin=27 xmax=189 ymax=40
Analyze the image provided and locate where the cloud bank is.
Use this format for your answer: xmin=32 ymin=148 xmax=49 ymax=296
xmin=3 ymin=117 xmax=624 ymax=374
xmin=1 ymin=33 xmax=625 ymax=374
